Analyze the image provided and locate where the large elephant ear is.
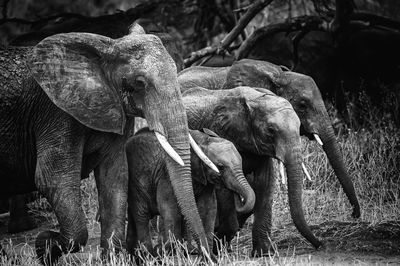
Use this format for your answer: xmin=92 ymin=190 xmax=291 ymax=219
xmin=202 ymin=128 xmax=220 ymax=138
xmin=28 ymin=32 xmax=126 ymax=134
xmin=225 ymin=59 xmax=284 ymax=89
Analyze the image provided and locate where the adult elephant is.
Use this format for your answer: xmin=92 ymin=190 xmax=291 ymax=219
xmin=178 ymin=59 xmax=361 ymax=219
xmin=0 ymin=29 xmax=213 ymax=264
xmin=182 ymin=86 xmax=322 ymax=255
xmin=3 ymin=20 xmax=185 ymax=235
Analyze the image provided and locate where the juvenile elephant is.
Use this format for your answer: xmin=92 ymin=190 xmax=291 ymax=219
xmin=126 ymin=128 xmax=255 ymax=255
xmin=182 ymin=86 xmax=323 ymax=255
xmin=0 ymin=27 xmax=213 ymax=263
xmin=179 ymin=59 xmax=360 ymax=219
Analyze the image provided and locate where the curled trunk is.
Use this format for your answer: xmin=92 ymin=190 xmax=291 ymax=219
xmin=319 ymin=124 xmax=360 ymax=218
xmin=230 ymin=170 xmax=255 ymax=214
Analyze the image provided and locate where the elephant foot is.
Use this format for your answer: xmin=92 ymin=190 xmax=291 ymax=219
xmin=8 ymin=216 xmax=37 ymax=234
xmin=251 ymin=242 xmax=276 ymax=257
xmin=352 ymin=205 xmax=361 ymax=219
xmin=35 ymin=231 xmax=63 ymax=266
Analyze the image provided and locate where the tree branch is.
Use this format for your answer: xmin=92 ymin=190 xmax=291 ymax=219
xmin=218 ymin=0 xmax=273 ymax=53
xmin=236 ymin=16 xmax=327 ymax=60
xmin=0 ymin=12 xmax=87 ymax=26
xmin=329 ymin=0 xmax=355 ymax=32
xmin=184 ymin=0 xmax=274 ymax=67
xmin=350 ymin=12 xmax=400 ymax=31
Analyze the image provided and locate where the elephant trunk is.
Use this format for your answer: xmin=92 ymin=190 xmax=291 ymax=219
xmin=165 ymin=149 xmax=209 ymax=249
xmin=229 ymin=168 xmax=255 ymax=214
xmin=319 ymin=124 xmax=360 ymax=218
xmin=145 ymin=80 xmax=210 ymax=253
xmin=285 ymin=146 xmax=322 ymax=249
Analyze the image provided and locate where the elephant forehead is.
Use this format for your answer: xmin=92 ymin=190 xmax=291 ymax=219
xmin=253 ymin=94 xmax=292 ymax=111
xmin=268 ymin=108 xmax=301 ymax=128
xmin=115 ymin=34 xmax=165 ymax=56
xmin=208 ymin=139 xmax=241 ymax=161
xmin=286 ymin=72 xmax=319 ymax=95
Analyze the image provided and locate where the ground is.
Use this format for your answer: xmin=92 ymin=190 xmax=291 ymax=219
xmin=0 ymin=193 xmax=399 ymax=265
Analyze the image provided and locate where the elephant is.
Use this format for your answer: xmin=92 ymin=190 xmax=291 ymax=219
xmin=178 ymin=59 xmax=361 ymax=219
xmin=2 ymin=19 xmax=185 ymax=235
xmin=181 ymin=86 xmax=323 ymax=255
xmin=125 ymin=127 xmax=255 ymax=256
xmin=0 ymin=27 xmax=214 ymax=264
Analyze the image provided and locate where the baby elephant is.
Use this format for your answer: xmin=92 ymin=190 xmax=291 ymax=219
xmin=126 ymin=128 xmax=255 ymax=256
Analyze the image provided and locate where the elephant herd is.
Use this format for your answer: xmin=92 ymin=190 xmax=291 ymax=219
xmin=0 ymin=24 xmax=360 ymax=264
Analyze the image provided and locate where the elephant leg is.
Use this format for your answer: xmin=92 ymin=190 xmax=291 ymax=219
xmin=213 ymin=188 xmax=239 ymax=254
xmin=127 ymin=188 xmax=153 ymax=256
xmin=196 ymin=187 xmax=217 ymax=255
xmin=34 ymin=143 xmax=87 ymax=265
xmin=126 ymin=209 xmax=138 ymax=255
xmin=251 ymin=159 xmax=275 ymax=257
xmin=157 ymin=177 xmax=182 ymax=255
xmin=94 ymin=148 xmax=128 ymax=257
xmin=132 ymin=213 xmax=153 ymax=256
xmin=8 ymin=193 xmax=37 ymax=233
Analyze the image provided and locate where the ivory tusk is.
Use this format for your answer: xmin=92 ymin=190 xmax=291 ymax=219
xmin=302 ymin=163 xmax=312 ymax=181
xmin=189 ymin=134 xmax=220 ymax=174
xmin=279 ymin=161 xmax=286 ymax=185
xmin=155 ymin=131 xmax=184 ymax=166
xmin=314 ymin=134 xmax=323 ymax=146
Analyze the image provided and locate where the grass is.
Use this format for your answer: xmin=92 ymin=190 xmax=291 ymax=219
xmin=0 ymin=97 xmax=399 ymax=265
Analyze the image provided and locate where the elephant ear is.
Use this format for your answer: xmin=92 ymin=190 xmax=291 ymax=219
xmin=225 ymin=59 xmax=285 ymax=89
xmin=28 ymin=33 xmax=126 ymax=134
xmin=129 ymin=23 xmax=146 ymax=35
xmin=211 ymin=95 xmax=259 ymax=153
xmin=202 ymin=128 xmax=220 ymax=138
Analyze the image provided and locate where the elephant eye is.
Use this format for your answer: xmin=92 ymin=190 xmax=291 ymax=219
xmin=266 ymin=126 xmax=275 ymax=136
xmin=133 ymin=77 xmax=147 ymax=91
xmin=122 ymin=77 xmax=146 ymax=94
xmin=298 ymin=100 xmax=308 ymax=111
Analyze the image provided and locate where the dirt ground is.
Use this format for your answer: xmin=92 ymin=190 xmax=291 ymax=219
xmin=1 ymin=213 xmax=399 ymax=265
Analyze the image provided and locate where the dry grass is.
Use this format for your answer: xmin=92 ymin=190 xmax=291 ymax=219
xmin=1 ymin=97 xmax=399 ymax=265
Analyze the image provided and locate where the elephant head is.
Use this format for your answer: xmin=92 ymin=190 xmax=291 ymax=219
xmin=225 ymin=59 xmax=360 ymax=218
xmin=183 ymin=87 xmax=322 ymax=249
xmin=28 ymin=28 xmax=214 ymax=251
xmin=190 ymin=129 xmax=255 ymax=214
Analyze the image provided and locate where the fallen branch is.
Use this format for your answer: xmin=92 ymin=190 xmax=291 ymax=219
xmin=350 ymin=12 xmax=400 ymax=31
xmin=236 ymin=15 xmax=327 ymax=60
xmin=0 ymin=12 xmax=87 ymax=26
xmin=184 ymin=0 xmax=274 ymax=67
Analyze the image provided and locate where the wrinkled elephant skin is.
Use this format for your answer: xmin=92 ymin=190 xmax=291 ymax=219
xmin=125 ymin=128 xmax=255 ymax=256
xmin=0 ymin=27 xmax=202 ymax=264
xmin=182 ymin=87 xmax=322 ymax=255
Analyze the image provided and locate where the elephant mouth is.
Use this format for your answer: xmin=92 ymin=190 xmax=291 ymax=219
xmin=121 ymin=91 xmax=144 ymax=117
xmin=233 ymin=193 xmax=244 ymax=207
xmin=300 ymin=124 xmax=314 ymax=140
